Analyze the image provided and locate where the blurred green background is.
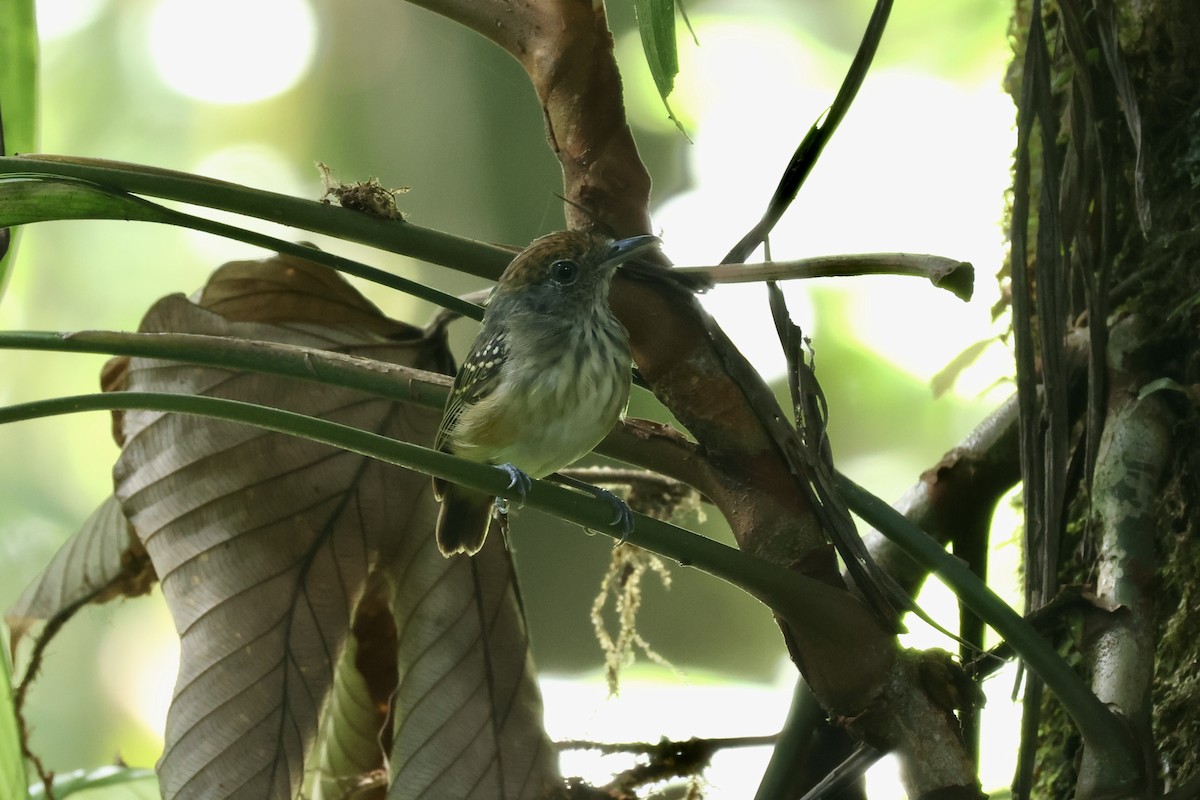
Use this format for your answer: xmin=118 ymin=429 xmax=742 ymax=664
xmin=0 ymin=0 xmax=1021 ymax=796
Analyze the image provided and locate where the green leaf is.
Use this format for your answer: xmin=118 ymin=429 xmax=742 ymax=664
xmin=303 ymin=628 xmax=388 ymax=800
xmin=1137 ymin=377 xmax=1186 ymax=401
xmin=0 ymin=0 xmax=38 ymax=292
xmin=930 ymin=337 xmax=995 ymax=399
xmin=0 ymin=178 xmax=166 ymax=227
xmin=0 ymin=176 xmax=483 ymax=319
xmin=0 ymin=626 xmax=27 ymax=800
xmin=633 ymin=0 xmax=686 ymax=135
xmin=28 ymin=766 xmax=158 ymax=799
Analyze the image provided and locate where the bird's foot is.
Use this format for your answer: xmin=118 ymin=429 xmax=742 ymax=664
xmin=492 ymin=462 xmax=532 ymax=515
xmin=549 ymin=473 xmax=637 ymax=542
xmin=594 ymin=487 xmax=635 ymax=544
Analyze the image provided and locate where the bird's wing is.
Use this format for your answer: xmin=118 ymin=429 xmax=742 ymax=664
xmin=434 ymin=328 xmax=510 ymax=453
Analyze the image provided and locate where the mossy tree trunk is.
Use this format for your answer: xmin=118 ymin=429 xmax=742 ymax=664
xmin=1008 ymin=0 xmax=1200 ymax=796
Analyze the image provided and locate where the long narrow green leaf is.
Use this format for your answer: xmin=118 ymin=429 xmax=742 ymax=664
xmin=0 ymin=177 xmax=157 ymax=225
xmin=0 ymin=626 xmax=27 ymax=800
xmin=0 ymin=177 xmax=482 ymax=319
xmin=633 ymin=0 xmax=685 ymax=134
xmin=0 ymin=155 xmax=513 ymax=279
xmin=0 ymin=2 xmax=36 ymax=156
xmin=0 ymin=0 xmax=38 ymax=292
xmin=722 ymin=0 xmax=893 ymax=264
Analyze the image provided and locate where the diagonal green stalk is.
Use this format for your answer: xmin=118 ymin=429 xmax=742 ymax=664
xmin=0 ymin=390 xmax=875 ymax=645
xmin=0 ymin=154 xmax=514 ymax=278
xmin=836 ymin=472 xmax=1142 ymax=792
xmin=0 ymin=329 xmax=451 ymax=406
xmin=144 ymin=190 xmax=484 ymax=320
xmin=0 ymin=176 xmax=482 ymax=319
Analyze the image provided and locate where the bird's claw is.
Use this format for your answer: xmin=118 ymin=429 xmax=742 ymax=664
xmin=493 ymin=463 xmax=531 ymax=515
xmin=595 ymin=488 xmax=635 ymax=544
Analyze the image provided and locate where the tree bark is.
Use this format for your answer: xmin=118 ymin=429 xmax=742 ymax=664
xmin=404 ymin=0 xmax=990 ymax=796
xmin=1008 ymin=0 xmax=1200 ymax=796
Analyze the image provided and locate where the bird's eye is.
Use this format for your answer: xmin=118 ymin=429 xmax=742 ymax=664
xmin=550 ymin=259 xmax=579 ymax=285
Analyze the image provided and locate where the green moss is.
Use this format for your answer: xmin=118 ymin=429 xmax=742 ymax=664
xmin=1029 ymin=514 xmax=1093 ymax=800
xmin=1032 ymin=666 xmax=1082 ymax=800
xmin=1002 ymin=0 xmax=1200 ymax=794
xmin=1152 ymin=450 xmax=1200 ymax=785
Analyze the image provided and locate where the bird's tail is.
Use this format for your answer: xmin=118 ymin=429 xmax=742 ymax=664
xmin=434 ymin=479 xmax=494 ymax=556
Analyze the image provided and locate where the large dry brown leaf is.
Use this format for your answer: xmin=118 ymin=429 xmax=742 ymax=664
xmin=384 ymin=518 xmax=557 ymax=799
xmin=110 ymin=253 xmax=558 ymax=800
xmin=5 ymin=494 xmax=154 ymax=653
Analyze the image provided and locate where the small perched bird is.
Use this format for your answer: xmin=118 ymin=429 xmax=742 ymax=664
xmin=433 ymin=230 xmax=661 ymax=556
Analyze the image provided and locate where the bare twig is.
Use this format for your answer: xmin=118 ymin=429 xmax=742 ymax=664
xmin=15 ymin=584 xmax=115 ymax=800
xmin=558 ymin=734 xmax=777 ymax=754
xmin=563 ymin=735 xmax=774 ymax=798
xmin=676 ymin=253 xmax=974 ymax=301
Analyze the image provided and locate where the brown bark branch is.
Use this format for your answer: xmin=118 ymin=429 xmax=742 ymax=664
xmin=402 ymin=1 xmax=983 ymax=794
xmin=406 ymin=0 xmax=653 ymax=235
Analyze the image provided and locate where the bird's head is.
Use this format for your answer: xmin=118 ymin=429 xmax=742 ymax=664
xmin=491 ymin=231 xmax=661 ymax=317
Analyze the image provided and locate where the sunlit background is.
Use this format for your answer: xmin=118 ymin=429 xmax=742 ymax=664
xmin=1 ymin=0 xmax=1022 ymax=796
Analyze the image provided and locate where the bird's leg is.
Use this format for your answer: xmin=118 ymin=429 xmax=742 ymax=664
xmin=493 ymin=462 xmax=532 ymax=515
xmin=549 ymin=473 xmax=635 ymax=542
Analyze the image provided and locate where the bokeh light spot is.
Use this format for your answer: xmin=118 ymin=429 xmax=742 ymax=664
xmin=183 ymin=143 xmax=312 ymax=263
xmin=36 ymin=0 xmax=108 ymax=41
xmin=147 ymin=0 xmax=317 ymax=104
xmin=622 ymin=15 xmax=832 ymax=135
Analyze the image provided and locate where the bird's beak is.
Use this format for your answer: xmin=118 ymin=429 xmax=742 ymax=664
xmin=602 ymin=234 xmax=661 ymax=270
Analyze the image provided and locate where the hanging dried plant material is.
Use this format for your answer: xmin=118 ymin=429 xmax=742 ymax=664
xmin=317 ymin=161 xmax=408 ymax=221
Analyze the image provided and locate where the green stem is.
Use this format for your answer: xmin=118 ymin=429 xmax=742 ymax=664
xmin=0 ymin=155 xmax=513 ymax=278
xmin=0 ymin=329 xmax=451 ymax=406
xmin=150 ymin=197 xmax=484 ymax=320
xmin=0 ymin=390 xmax=850 ymax=637
xmin=0 ymin=175 xmax=482 ymax=319
xmin=2 ymin=328 xmax=1122 ymax=746
xmin=752 ymin=679 xmax=828 ymax=800
xmin=835 ymin=471 xmax=1142 ymax=785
